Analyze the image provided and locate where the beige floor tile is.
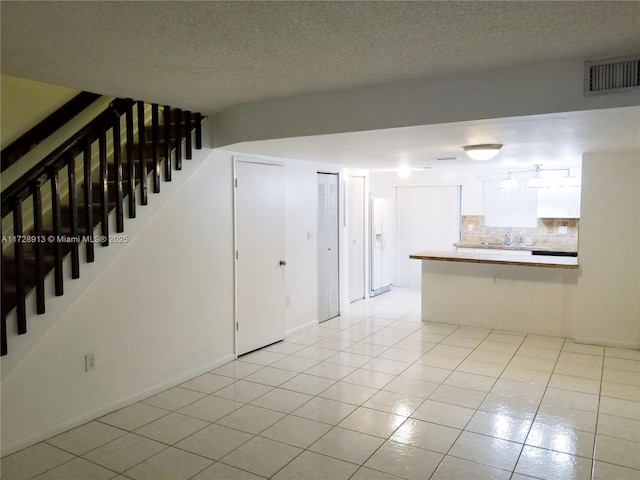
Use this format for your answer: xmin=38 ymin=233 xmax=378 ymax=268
xmin=455 ymin=359 xmax=505 ymax=378
xmin=362 ymin=390 xmax=424 ymax=417
xmin=339 ymin=407 xmax=406 ymax=438
xmin=485 ymin=332 xmax=525 ymax=345
xmin=319 ymin=381 xmax=378 ymax=405
xmin=603 ymin=368 xmax=640 ymax=386
xmin=364 ymin=440 xmax=443 ymax=480
xmin=559 ymin=351 xmax=604 ymax=367
xmin=343 ymin=342 xmax=389 ymax=356
xmin=179 ymin=374 xmax=236 ymax=394
xmin=592 ymin=461 xmax=640 ymax=480
xmin=604 ymin=357 xmax=640 ymax=372
xmin=211 ymin=361 xmax=264 ymax=379
xmin=216 ymin=405 xmax=285 ymax=434
xmin=212 ymin=380 xmax=273 ymax=403
xmin=449 ymin=431 xmax=522 ymax=471
xmin=509 ymin=355 xmax=556 ymax=373
xmin=515 ymin=346 xmax=560 ymax=361
xmin=440 ymin=335 xmax=483 ymax=349
xmin=534 ymin=404 xmax=597 ymax=432
xmin=411 ymin=399 xmax=475 ymax=429
xmin=605 ymin=347 xmax=640 ymax=361
xmin=467 ymin=350 xmax=513 ymax=366
xmin=377 ymin=347 xmax=424 ymax=363
xmin=31 ymin=457 xmax=115 ymax=480
xmin=465 ymin=410 xmax=532 ymax=443
xmin=242 ymin=366 xmax=299 ymax=387
xmin=490 ymin=379 xmax=546 ymax=402
xmin=239 ymin=350 xmax=288 ymax=366
xmin=83 ymin=433 xmax=166 ymax=472
xmin=219 ymin=437 xmax=302 ymax=478
xmin=191 ymin=462 xmax=265 ymax=480
xmin=515 ymin=445 xmax=592 ymax=480
xmin=350 ymin=466 xmax=405 ymax=479
xmin=250 ymin=387 xmax=313 ymax=413
xmin=46 ymin=421 xmax=126 ymax=456
xmin=177 ymin=395 xmax=244 ymax=422
xmin=599 ymin=396 xmax=640 ymax=420
xmin=1 ymin=443 xmax=74 ymax=480
xmin=142 ymin=387 xmax=206 ymax=411
xmin=391 ymin=418 xmax=460 ymax=453
xmin=479 ymin=393 xmax=539 ymax=420
xmin=401 ymin=363 xmax=452 ymax=383
xmin=174 ymin=424 xmax=252 ymax=460
xmin=362 ymin=357 xmax=410 ymax=375
xmin=309 ymin=426 xmax=384 ymax=464
xmin=429 ymin=344 xmax=474 ymax=359
xmin=315 ymin=337 xmax=357 ymax=350
xmin=500 ymin=366 xmax=551 ymax=386
xmin=292 ymin=396 xmax=357 ymax=424
xmin=428 ymin=384 xmax=486 ymax=409
xmin=292 ymin=346 xmax=339 ymax=361
xmin=98 ymin=403 xmax=169 ymax=431
xmin=600 ymin=381 xmax=640 ymax=402
xmin=542 ymin=387 xmax=599 ymax=412
xmin=562 ymin=341 xmax=605 ymax=356
xmin=525 ymin=422 xmax=595 ymax=458
xmin=594 ymin=434 xmax=640 ymax=469
xmin=597 ymin=413 xmax=640 ymax=442
xmin=263 ymin=341 xmax=307 ymax=355
xmin=260 ymin=415 xmax=332 ymax=448
xmin=548 ymin=373 xmax=601 ymax=394
xmin=135 ymin=412 xmax=209 ymax=445
xmin=278 ymin=373 xmax=336 ymax=395
xmin=520 ymin=335 xmax=564 ymax=351
xmin=326 ymin=351 xmax=374 ymax=367
xmin=302 ymin=361 xmax=355 ymax=380
xmin=431 ymin=455 xmax=511 ymax=480
xmin=476 ymin=341 xmax=519 ymax=355
xmin=444 ymin=371 xmax=496 ymax=392
xmin=450 ymin=327 xmax=491 ymax=340
xmin=342 ymin=368 xmax=395 ymax=389
xmin=383 ymin=376 xmax=439 ymax=398
xmin=272 ymin=450 xmax=358 ymax=480
xmin=270 ymin=355 xmax=319 ymax=373
xmin=553 ymin=361 xmax=602 ymax=380
xmin=124 ymin=447 xmax=212 ymax=480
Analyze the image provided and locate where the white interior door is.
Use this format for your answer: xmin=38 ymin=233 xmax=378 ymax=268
xmin=317 ymin=173 xmax=340 ymax=321
xmin=348 ymin=175 xmax=365 ymax=302
xmin=235 ymin=160 xmax=286 ymax=355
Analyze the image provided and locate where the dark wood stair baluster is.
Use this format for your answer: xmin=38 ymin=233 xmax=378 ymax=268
xmin=126 ymin=102 xmax=136 ymax=218
xmin=99 ymin=131 xmax=109 ymax=247
xmin=113 ymin=116 xmax=125 ymax=233
xmin=185 ymin=111 xmax=192 ymax=160
xmin=152 ymin=104 xmax=161 ymax=193
xmin=83 ymin=138 xmax=95 ymax=262
xmin=163 ymin=106 xmax=172 ymax=181
xmin=67 ymin=155 xmax=80 ymax=279
xmin=13 ymin=198 xmax=27 ymax=332
xmin=31 ymin=180 xmax=46 ymax=313
xmin=137 ymin=101 xmax=148 ymax=205
xmin=49 ymin=167 xmax=64 ymax=296
xmin=175 ymin=108 xmax=182 ymax=170
xmin=195 ymin=113 xmax=202 ymax=150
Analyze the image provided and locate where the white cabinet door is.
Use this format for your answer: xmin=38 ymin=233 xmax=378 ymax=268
xmin=537 ymin=188 xmax=581 ymax=218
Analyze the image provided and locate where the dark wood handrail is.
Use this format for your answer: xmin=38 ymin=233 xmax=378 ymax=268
xmin=1 ymin=92 xmax=101 ymax=172
xmin=1 ymin=98 xmax=134 ymax=218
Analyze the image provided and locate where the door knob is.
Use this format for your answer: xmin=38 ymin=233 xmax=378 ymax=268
xmin=279 ymin=260 xmax=287 ymax=266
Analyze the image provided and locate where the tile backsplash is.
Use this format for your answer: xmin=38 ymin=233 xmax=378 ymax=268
xmin=460 ymin=215 xmax=579 ymax=250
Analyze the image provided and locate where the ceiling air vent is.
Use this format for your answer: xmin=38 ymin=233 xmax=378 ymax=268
xmin=584 ymin=54 xmax=640 ymax=96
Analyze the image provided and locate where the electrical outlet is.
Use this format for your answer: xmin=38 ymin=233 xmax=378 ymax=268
xmin=467 ymin=224 xmax=474 ymax=232
xmin=85 ymin=353 xmax=96 ymax=372
xmin=558 ymin=226 xmax=568 ymax=234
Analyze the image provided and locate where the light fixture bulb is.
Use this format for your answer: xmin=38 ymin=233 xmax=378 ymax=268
xmin=463 ymin=144 xmax=503 ymax=161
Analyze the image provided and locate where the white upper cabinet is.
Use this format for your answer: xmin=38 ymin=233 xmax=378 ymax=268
xmin=537 ymin=187 xmax=581 ymax=218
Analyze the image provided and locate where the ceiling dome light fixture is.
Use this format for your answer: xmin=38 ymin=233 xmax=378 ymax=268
xmin=396 ymin=165 xmax=413 ymax=178
xmin=463 ymin=144 xmax=503 ymax=161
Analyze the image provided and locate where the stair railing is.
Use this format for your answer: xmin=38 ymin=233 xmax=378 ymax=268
xmin=1 ymin=97 xmax=203 ymax=355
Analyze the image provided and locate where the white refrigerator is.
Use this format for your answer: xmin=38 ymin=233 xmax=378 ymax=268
xmin=370 ymin=197 xmax=394 ymax=296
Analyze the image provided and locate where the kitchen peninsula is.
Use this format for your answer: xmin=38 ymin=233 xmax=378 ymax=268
xmin=410 ymin=249 xmax=580 ymax=338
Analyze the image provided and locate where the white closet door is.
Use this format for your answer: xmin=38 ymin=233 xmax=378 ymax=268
xmin=318 ymin=173 xmax=340 ymax=321
xmin=395 ymin=186 xmax=461 ymax=288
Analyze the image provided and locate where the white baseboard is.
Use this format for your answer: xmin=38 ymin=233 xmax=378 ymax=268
xmin=1 ymin=353 xmax=235 ymax=457
xmin=286 ymin=319 xmax=318 ymax=337
xmin=573 ymin=336 xmax=640 ymax=350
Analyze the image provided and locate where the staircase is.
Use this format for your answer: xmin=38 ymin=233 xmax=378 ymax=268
xmin=1 ymin=97 xmax=204 ymax=356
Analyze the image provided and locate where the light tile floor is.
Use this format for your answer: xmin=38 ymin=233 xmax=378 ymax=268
xmin=3 ymin=288 xmax=640 ymax=480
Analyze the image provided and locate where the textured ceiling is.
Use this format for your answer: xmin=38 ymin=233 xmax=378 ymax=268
xmin=2 ymin=1 xmax=640 ymax=114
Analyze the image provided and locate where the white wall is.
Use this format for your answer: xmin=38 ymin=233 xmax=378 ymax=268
xmin=1 ymin=141 xmax=350 ymax=455
xmin=575 ymin=151 xmax=640 ymax=348
xmin=213 ymin=58 xmax=639 ymax=147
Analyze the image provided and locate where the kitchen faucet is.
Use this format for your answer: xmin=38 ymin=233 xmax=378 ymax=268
xmin=504 ymin=232 xmax=511 ymax=245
